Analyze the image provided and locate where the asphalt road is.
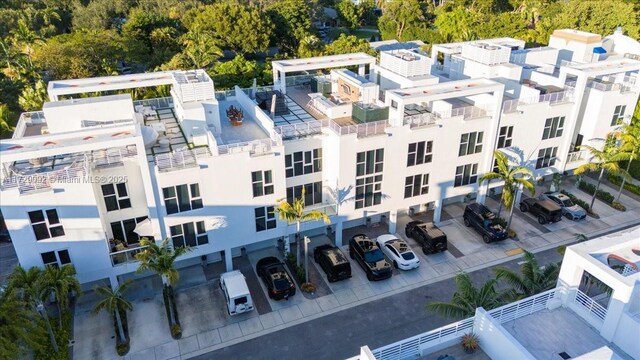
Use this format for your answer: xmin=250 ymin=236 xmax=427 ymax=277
xmin=192 ymin=245 xmax=565 ymax=360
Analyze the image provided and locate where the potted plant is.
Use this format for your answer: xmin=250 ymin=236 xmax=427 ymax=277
xmin=460 ymin=333 xmax=479 ymax=354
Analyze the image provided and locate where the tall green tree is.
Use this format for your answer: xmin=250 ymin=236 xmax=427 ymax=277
xmin=0 ymin=103 xmax=15 ymax=138
xmin=44 ymin=264 xmax=82 ymax=328
xmin=71 ymin=0 xmax=131 ymax=30
xmin=479 ymin=150 xmax=535 ymax=227
xmin=426 ymin=272 xmax=508 ymax=319
xmin=210 ymin=55 xmax=271 ymax=89
xmin=494 ymin=250 xmax=560 ymax=300
xmin=552 ymin=0 xmax=640 ymax=40
xmin=267 ymin=0 xmax=313 ymax=56
xmin=92 ymin=280 xmax=134 ymax=344
xmin=298 ymin=35 xmax=326 ymax=58
xmin=575 ymin=141 xmax=631 ymax=212
xmin=0 ymin=288 xmax=45 ymax=358
xmin=378 ymin=0 xmax=431 ymax=41
xmin=135 ymin=238 xmax=191 ymax=326
xmin=179 ymin=26 xmax=222 ymax=69
xmin=188 ymin=3 xmax=273 ymax=54
xmin=19 ymin=78 xmax=48 ymax=111
xmin=324 ymin=34 xmax=378 ymax=56
xmin=121 ymin=10 xmax=183 ymax=68
xmin=275 ymin=188 xmax=331 ymax=267
xmin=612 ymin=121 xmax=640 ymax=201
xmin=336 ymin=0 xmax=363 ymax=29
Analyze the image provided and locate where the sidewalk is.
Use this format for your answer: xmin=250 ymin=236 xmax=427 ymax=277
xmin=72 ymin=180 xmax=640 ymax=360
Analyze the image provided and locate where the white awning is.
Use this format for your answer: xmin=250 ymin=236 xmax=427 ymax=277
xmin=133 ymin=218 xmax=154 ymax=236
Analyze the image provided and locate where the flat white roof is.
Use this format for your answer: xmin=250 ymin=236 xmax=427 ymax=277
xmin=387 ymin=78 xmax=502 ymax=100
xmin=47 ymin=71 xmax=175 ymax=98
xmin=272 ymin=52 xmax=376 ymax=73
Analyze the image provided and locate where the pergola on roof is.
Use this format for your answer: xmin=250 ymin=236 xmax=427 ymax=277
xmin=272 ymin=52 xmax=376 ymax=73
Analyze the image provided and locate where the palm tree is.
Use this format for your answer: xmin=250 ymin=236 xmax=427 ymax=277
xmin=135 ymin=238 xmax=191 ymax=326
xmin=44 ymin=264 xmax=82 ymax=328
xmin=493 ymin=250 xmax=560 ymax=300
xmin=612 ymin=121 xmax=640 ymax=201
xmin=8 ymin=266 xmax=58 ymax=352
xmin=0 ymin=287 xmax=46 ymax=358
xmin=574 ymin=141 xmax=630 ymax=212
xmin=426 ymin=272 xmax=508 ymax=320
xmin=275 ymin=188 xmax=331 ymax=267
xmin=479 ymin=150 xmax=535 ymax=228
xmin=93 ymin=280 xmax=134 ymax=344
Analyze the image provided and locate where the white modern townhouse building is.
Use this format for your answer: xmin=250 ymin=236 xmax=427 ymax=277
xmin=1 ymin=28 xmax=639 ymax=289
xmin=353 ymin=226 xmax=640 ymax=360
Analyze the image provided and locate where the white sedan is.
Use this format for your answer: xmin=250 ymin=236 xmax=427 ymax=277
xmin=376 ymin=234 xmax=420 ymax=270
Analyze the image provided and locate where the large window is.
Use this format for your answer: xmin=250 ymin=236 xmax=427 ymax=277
xmin=542 ymin=116 xmax=564 ymax=140
xmin=454 ymin=164 xmax=478 ymax=187
xmin=170 ymin=221 xmax=208 ymax=248
xmin=355 ymin=149 xmax=384 ymax=209
xmin=497 ymin=126 xmax=513 ymax=149
xmin=458 ymin=132 xmax=483 ymax=156
xmin=404 ymin=174 xmax=430 ymax=198
xmin=536 ymin=147 xmax=558 ymax=169
xmin=286 ymin=182 xmax=323 ymax=206
xmin=41 ymin=250 xmax=71 ymax=268
xmin=28 ymin=209 xmax=65 ymax=240
xmin=407 ymin=141 xmax=433 ymax=166
xmin=611 ymin=105 xmax=626 ymax=126
xmin=110 ymin=216 xmax=148 ymax=245
xmin=252 ymin=170 xmax=274 ymax=197
xmin=101 ymin=182 xmax=131 ymax=212
xmin=255 ymin=206 xmax=276 ymax=232
xmin=285 ymin=149 xmax=322 ymax=177
xmin=162 ymin=184 xmax=203 ymax=215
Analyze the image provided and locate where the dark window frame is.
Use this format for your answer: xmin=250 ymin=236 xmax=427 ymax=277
xmin=255 ymin=206 xmax=277 ymax=232
xmin=162 ymin=183 xmax=203 ymax=215
xmin=404 ymin=173 xmax=430 ymax=198
xmin=542 ymin=116 xmax=565 ymax=140
xmin=459 ymin=131 xmax=484 ymax=156
xmin=497 ymin=126 xmax=513 ymax=149
xmin=28 ymin=209 xmax=65 ymax=241
xmin=170 ymin=220 xmax=208 ymax=248
xmin=536 ymin=147 xmax=558 ymax=169
xmin=101 ymin=182 xmax=132 ymax=212
xmin=355 ymin=149 xmax=384 ymax=209
xmin=252 ymin=170 xmax=275 ymax=197
xmin=454 ymin=163 xmax=478 ymax=187
xmin=285 ymin=149 xmax=322 ymax=178
xmin=407 ymin=141 xmax=433 ymax=166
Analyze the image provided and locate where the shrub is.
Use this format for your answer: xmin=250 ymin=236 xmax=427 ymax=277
xmin=560 ymin=190 xmax=590 ymax=212
xmin=507 ymin=229 xmax=517 ymax=239
xmin=577 ymin=181 xmax=615 ymax=203
xmin=170 ymin=324 xmax=182 ymax=339
xmin=612 ymin=201 xmax=626 ymax=211
xmin=608 ymin=174 xmax=640 ymax=196
xmin=492 ymin=216 xmax=507 ymax=228
xmin=301 ymin=282 xmax=316 ymax=293
xmin=116 ymin=341 xmax=130 ymax=356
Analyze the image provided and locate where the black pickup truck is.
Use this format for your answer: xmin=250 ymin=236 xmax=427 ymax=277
xmin=519 ymin=198 xmax=563 ymax=224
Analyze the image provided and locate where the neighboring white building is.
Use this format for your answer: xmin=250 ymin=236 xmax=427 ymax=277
xmin=353 ymin=226 xmax=640 ymax=360
xmin=1 ymin=29 xmax=639 ymax=289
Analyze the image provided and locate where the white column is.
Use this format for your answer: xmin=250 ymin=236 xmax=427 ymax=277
xmin=478 ymin=182 xmax=488 ymax=204
xmin=273 ymin=70 xmax=279 ymax=91
xmin=335 ymin=221 xmax=343 ymax=247
xmin=358 ymin=64 xmax=365 ymax=76
xmin=281 ymin=73 xmax=287 ymax=94
xmin=224 ymin=248 xmax=233 ymax=272
xmin=388 ymin=210 xmax=398 ymax=234
xmin=109 ymin=275 xmax=119 ymax=290
xmin=433 ymin=198 xmax=443 ymax=223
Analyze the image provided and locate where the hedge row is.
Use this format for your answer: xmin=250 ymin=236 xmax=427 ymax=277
xmin=577 ymin=180 xmax=626 ymax=211
xmin=608 ymin=174 xmax=640 ymax=196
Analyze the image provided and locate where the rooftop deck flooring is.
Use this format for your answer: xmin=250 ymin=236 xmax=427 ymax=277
xmin=144 ymin=107 xmax=189 ymax=162
xmin=216 ymin=100 xmax=270 ymax=146
xmin=285 ymin=86 xmax=359 ymax=126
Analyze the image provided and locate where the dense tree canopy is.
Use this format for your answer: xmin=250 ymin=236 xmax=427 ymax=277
xmin=267 ymin=0 xmax=314 ymax=56
xmin=378 ymin=0 xmax=433 ymax=41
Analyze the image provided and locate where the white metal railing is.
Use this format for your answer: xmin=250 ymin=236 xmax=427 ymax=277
xmin=404 ymin=112 xmax=437 ymax=128
xmin=338 ymin=119 xmax=388 ymax=138
xmin=587 ymin=80 xmax=621 ymax=92
xmin=274 ymin=121 xmax=323 ymax=140
xmin=216 ymin=138 xmax=277 ymax=157
xmin=488 ymin=288 xmax=560 ymax=324
xmin=304 ymin=201 xmax=338 ymax=216
xmin=371 ymin=317 xmax=474 ymax=360
xmin=436 ymin=105 xmax=491 ymax=120
xmin=566 ymin=150 xmax=587 ymax=163
xmin=2 ymin=161 xmax=89 ymax=194
xmin=155 ymin=147 xmax=211 ymax=172
xmin=91 ymin=146 xmax=138 ymax=167
xmin=502 ymin=90 xmax=573 ymax=114
xmin=573 ymin=289 xmax=607 ymax=321
xmin=110 ymin=245 xmax=148 ymax=266
xmin=133 ymin=97 xmax=173 ymax=109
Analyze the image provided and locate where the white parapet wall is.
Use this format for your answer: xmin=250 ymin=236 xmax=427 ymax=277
xmin=473 ymin=307 xmax=536 ymax=360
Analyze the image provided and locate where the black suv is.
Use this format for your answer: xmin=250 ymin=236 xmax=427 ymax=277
xmin=405 ymin=221 xmax=448 ymax=254
xmin=256 ymin=257 xmax=296 ymax=300
xmin=463 ymin=203 xmax=508 ymax=243
xmin=348 ymin=234 xmax=392 ymax=281
xmin=519 ymin=198 xmax=563 ymax=224
xmin=313 ymin=244 xmax=352 ymax=283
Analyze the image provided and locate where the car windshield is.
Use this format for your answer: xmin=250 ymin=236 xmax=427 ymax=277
xmin=364 ymin=249 xmax=385 ymax=263
xmin=562 ymin=199 xmax=574 ymax=207
xmin=273 ymin=278 xmax=290 ymax=290
xmin=401 ymin=252 xmax=415 ymax=261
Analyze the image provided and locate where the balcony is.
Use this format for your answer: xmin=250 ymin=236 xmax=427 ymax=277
xmin=274 ymin=121 xmax=323 ymax=140
xmin=502 ymin=90 xmax=573 ymax=114
xmin=110 ymin=244 xmax=147 ymax=266
xmin=155 ymin=146 xmax=212 ymax=172
xmin=321 ymin=118 xmax=388 ymax=138
xmin=566 ymin=150 xmax=587 ymax=163
xmin=216 ymin=138 xmax=278 ymax=157
xmin=404 ymin=112 xmax=437 ymax=128
xmin=1 ymin=158 xmax=89 ymax=194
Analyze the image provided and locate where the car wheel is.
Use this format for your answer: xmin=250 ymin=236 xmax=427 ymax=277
xmin=313 ymin=254 xmax=319 ymax=263
xmin=367 ymin=273 xmax=373 ymax=281
xmin=463 ymin=217 xmax=471 ymax=227
xmin=349 ymin=250 xmax=355 ymax=259
xmin=393 ymin=260 xmax=398 ymax=269
xmin=520 ymin=204 xmax=528 ymax=212
xmin=538 ymin=216 xmax=547 ymax=224
xmin=483 ymin=235 xmax=491 ymax=244
xmin=422 ymin=247 xmax=431 ymax=255
xmin=405 ymin=231 xmax=411 ymax=238
xmin=564 ymin=213 xmax=572 ymax=220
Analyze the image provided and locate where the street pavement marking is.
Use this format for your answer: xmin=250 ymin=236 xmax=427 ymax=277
xmin=505 ymin=248 xmax=524 ymax=256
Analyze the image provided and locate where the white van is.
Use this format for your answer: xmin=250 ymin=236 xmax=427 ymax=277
xmin=219 ymin=270 xmax=254 ymax=315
